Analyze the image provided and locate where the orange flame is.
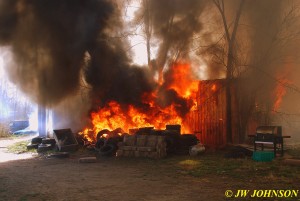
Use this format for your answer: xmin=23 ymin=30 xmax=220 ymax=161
xmin=273 ymin=62 xmax=292 ymax=111
xmin=82 ymin=62 xmax=198 ymax=140
xmin=273 ymin=79 xmax=289 ymax=111
xmin=166 ymin=63 xmax=199 ymax=98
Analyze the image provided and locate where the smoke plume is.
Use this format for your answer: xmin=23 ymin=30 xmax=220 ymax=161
xmin=0 ymin=0 xmax=114 ymax=106
xmin=1 ymin=0 xmax=300 ymax=135
xmin=0 ymin=0 xmax=202 ymax=129
xmin=144 ymin=0 xmax=206 ymax=70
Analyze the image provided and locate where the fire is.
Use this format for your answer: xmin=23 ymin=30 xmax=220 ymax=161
xmin=211 ymin=84 xmax=217 ymax=91
xmin=82 ymin=62 xmax=199 ymax=141
xmin=90 ymin=101 xmax=183 ymax=134
xmin=273 ymin=62 xmax=292 ymax=111
xmin=273 ymin=79 xmax=289 ymax=111
xmin=78 ymin=128 xmax=94 ymax=142
xmin=166 ymin=63 xmax=199 ymax=99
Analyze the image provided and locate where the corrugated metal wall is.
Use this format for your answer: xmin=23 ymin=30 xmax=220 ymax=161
xmin=186 ymin=79 xmax=227 ymax=148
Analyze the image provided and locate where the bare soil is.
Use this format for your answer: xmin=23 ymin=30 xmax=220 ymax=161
xmin=0 ymin=155 xmax=230 ymax=201
xmin=0 ymin=140 xmax=300 ymax=201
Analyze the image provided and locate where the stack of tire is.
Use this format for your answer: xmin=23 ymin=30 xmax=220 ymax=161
xmin=27 ymin=137 xmax=57 ymax=153
xmin=95 ymin=136 xmax=123 ymax=157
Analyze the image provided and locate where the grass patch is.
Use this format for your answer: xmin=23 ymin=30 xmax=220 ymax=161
xmin=174 ymin=153 xmax=300 ymax=181
xmin=176 ymin=154 xmax=244 ymax=177
xmin=7 ymin=140 xmax=36 ymax=154
xmin=178 ymin=159 xmax=201 ymax=170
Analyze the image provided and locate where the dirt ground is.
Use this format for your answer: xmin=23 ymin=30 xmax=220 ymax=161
xmin=0 ymin=137 xmax=300 ymax=201
xmin=0 ymin=155 xmax=234 ymax=201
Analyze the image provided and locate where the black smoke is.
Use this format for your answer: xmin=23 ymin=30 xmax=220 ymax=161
xmin=84 ymin=38 xmax=155 ymax=109
xmin=0 ymin=0 xmax=114 ymax=105
xmin=0 ymin=0 xmax=195 ymax=123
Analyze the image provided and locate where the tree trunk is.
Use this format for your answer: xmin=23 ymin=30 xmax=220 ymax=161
xmin=156 ymin=14 xmax=174 ymax=82
xmin=213 ymin=0 xmax=245 ymax=144
xmin=143 ymin=0 xmax=152 ymax=67
xmin=226 ymin=81 xmax=232 ymax=143
xmin=226 ymin=47 xmax=234 ymax=143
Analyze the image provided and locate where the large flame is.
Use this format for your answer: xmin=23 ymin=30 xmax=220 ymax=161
xmin=273 ymin=63 xmax=292 ymax=111
xmin=273 ymin=80 xmax=289 ymax=111
xmin=81 ymin=62 xmax=199 ymax=141
xmin=165 ymin=63 xmax=199 ymax=99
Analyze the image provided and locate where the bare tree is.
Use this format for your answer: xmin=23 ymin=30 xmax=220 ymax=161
xmin=142 ymin=0 xmax=152 ymax=67
xmin=133 ymin=0 xmax=205 ymax=82
xmin=213 ymin=0 xmax=245 ymax=143
xmin=209 ymin=0 xmax=300 ymax=144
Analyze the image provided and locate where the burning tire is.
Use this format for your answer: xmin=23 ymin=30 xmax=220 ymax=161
xmin=98 ymin=144 xmax=117 ymax=156
xmin=96 ymin=129 xmax=111 ymax=140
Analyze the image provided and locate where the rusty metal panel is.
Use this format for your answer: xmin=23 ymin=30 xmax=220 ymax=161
xmin=187 ymin=79 xmax=228 ymax=148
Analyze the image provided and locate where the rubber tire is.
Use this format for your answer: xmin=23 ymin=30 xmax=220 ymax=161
xmin=37 ymin=144 xmax=53 ymax=153
xmin=42 ymin=138 xmax=56 ymax=146
xmin=98 ymin=144 xmax=117 ymax=156
xmin=95 ymin=138 xmax=106 ymax=149
xmin=49 ymin=152 xmax=70 ymax=158
xmin=96 ymin=129 xmax=111 ymax=140
xmin=106 ymin=137 xmax=122 ymax=146
xmin=31 ymin=137 xmax=43 ymax=144
xmin=27 ymin=143 xmax=39 ymax=150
